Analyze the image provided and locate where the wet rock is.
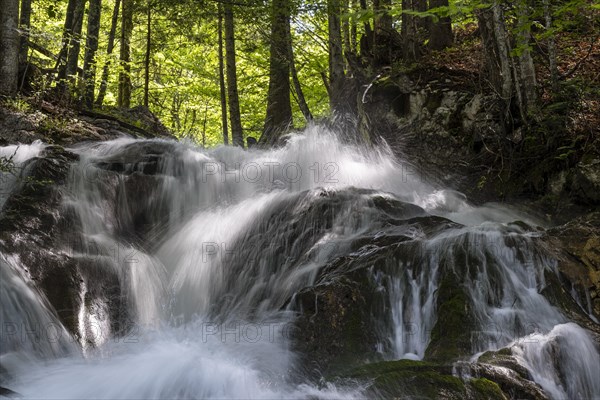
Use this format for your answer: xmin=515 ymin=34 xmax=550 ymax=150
xmin=545 ymin=212 xmax=600 ymax=322
xmin=334 ymin=360 xmax=507 ymax=400
xmin=569 ymin=157 xmax=600 ymax=205
xmin=455 ymin=354 xmax=549 ymax=400
xmin=0 ymin=146 xmax=131 ymax=340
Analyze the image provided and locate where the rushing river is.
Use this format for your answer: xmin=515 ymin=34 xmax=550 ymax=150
xmin=1 ymin=126 xmax=599 ymax=399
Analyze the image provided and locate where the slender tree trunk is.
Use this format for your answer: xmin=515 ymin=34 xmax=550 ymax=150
xmin=217 ymin=2 xmax=229 ymax=145
xmin=18 ymin=0 xmax=32 ymax=64
xmin=350 ymin=0 xmax=357 ymax=53
xmin=290 ymin=45 xmax=313 ymax=122
xmin=224 ymin=0 xmax=244 ymax=147
xmin=358 ymin=0 xmax=373 ymax=59
xmin=515 ymin=0 xmax=537 ymax=118
xmin=402 ymin=0 xmax=425 ymax=61
xmin=65 ymin=0 xmax=86 ymax=85
xmin=328 ymin=0 xmax=345 ymax=111
xmin=477 ymin=2 xmax=514 ymax=129
xmin=56 ymin=0 xmax=78 ymax=92
xmin=82 ymin=0 xmax=102 ymax=108
xmin=373 ymin=0 xmax=393 ymax=65
xmin=95 ymin=0 xmax=120 ymax=106
xmin=543 ymin=0 xmax=558 ymax=92
xmin=143 ymin=1 xmax=151 ymax=108
xmin=429 ymin=0 xmax=452 ymax=50
xmin=0 ymin=0 xmax=19 ymax=96
xmin=118 ymin=0 xmax=134 ymax=108
xmin=262 ymin=0 xmax=293 ymax=145
xmin=342 ymin=0 xmax=351 ymax=58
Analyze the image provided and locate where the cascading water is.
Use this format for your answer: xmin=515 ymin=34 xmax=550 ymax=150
xmin=1 ymin=126 xmax=598 ymax=399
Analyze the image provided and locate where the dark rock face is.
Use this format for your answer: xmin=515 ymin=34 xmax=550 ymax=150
xmin=569 ymin=157 xmax=600 ymax=205
xmin=0 ymin=143 xmax=177 ymax=342
xmin=359 ymin=74 xmax=502 ymax=193
xmin=546 ymin=212 xmax=600 ymax=321
xmin=0 ymin=146 xmax=128 ymax=338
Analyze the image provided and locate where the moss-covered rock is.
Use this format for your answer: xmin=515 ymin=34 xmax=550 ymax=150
xmin=424 ymin=273 xmax=474 ymax=362
xmin=334 ymin=360 xmax=507 ymax=399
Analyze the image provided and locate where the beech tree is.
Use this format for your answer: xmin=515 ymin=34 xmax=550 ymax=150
xmin=118 ymin=0 xmax=133 ymax=108
xmin=0 ymin=0 xmax=19 ymax=96
xmin=262 ymin=0 xmax=293 ymax=145
xmin=19 ymin=0 xmax=32 ymax=63
xmin=224 ymin=0 xmax=244 ymax=147
xmin=82 ymin=0 xmax=102 ymax=108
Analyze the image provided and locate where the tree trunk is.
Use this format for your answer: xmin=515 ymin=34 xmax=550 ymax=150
xmin=477 ymin=2 xmax=514 ymax=128
xmin=543 ymin=0 xmax=558 ymax=92
xmin=290 ymin=45 xmax=313 ymax=122
xmin=18 ymin=0 xmax=32 ymax=64
xmin=328 ymin=0 xmax=345 ymax=111
xmin=82 ymin=0 xmax=102 ymax=108
xmin=515 ymin=0 xmax=537 ymax=118
xmin=56 ymin=0 xmax=78 ymax=92
xmin=217 ymin=2 xmax=229 ymax=145
xmin=65 ymin=0 xmax=86 ymax=84
xmin=358 ymin=0 xmax=373 ymax=60
xmin=0 ymin=0 xmax=19 ymax=96
xmin=401 ymin=0 xmax=416 ymax=60
xmin=402 ymin=0 xmax=426 ymax=61
xmin=373 ymin=0 xmax=393 ymax=65
xmin=143 ymin=1 xmax=151 ymax=108
xmin=342 ymin=0 xmax=351 ymax=59
xmin=224 ymin=0 xmax=244 ymax=147
xmin=118 ymin=0 xmax=134 ymax=108
xmin=262 ymin=0 xmax=293 ymax=145
xmin=429 ymin=0 xmax=452 ymax=50
xmin=95 ymin=0 xmax=120 ymax=106
xmin=350 ymin=0 xmax=357 ymax=53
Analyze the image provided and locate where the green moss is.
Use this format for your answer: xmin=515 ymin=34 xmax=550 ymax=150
xmin=469 ymin=378 xmax=506 ymax=399
xmin=425 ymin=274 xmax=473 ymax=362
xmin=340 ymin=360 xmax=465 ymax=399
xmin=337 ymin=360 xmax=506 ymax=399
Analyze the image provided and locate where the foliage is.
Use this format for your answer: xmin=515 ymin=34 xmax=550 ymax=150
xmin=14 ymin=0 xmax=600 ymax=146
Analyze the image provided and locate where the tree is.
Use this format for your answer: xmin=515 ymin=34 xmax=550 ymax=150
xmin=477 ymin=1 xmax=514 ymax=126
xmin=428 ymin=0 xmax=452 ymax=50
xmin=143 ymin=0 xmax=151 ymax=107
xmin=327 ymin=0 xmax=345 ymax=111
xmin=82 ymin=0 xmax=102 ymax=108
xmin=18 ymin=0 xmax=32 ymax=64
xmin=262 ymin=0 xmax=293 ymax=145
xmin=373 ymin=0 xmax=394 ymax=65
xmin=290 ymin=44 xmax=313 ymax=122
xmin=0 ymin=0 xmax=19 ymax=96
xmin=118 ymin=0 xmax=134 ymax=108
xmin=217 ymin=2 xmax=229 ymax=145
xmin=401 ymin=0 xmax=427 ymax=61
xmin=224 ymin=0 xmax=244 ymax=147
xmin=478 ymin=0 xmax=538 ymax=128
xmin=65 ymin=0 xmax=87 ymax=83
xmin=56 ymin=0 xmax=79 ymax=92
xmin=96 ymin=0 xmax=120 ymax=106
xmin=514 ymin=0 xmax=537 ymax=118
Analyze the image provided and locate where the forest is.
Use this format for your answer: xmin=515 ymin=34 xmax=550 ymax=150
xmin=0 ymin=0 xmax=597 ymax=147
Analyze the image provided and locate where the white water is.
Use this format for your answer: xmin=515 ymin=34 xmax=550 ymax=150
xmin=0 ymin=140 xmax=46 ymax=208
xmin=1 ymin=126 xmax=598 ymax=399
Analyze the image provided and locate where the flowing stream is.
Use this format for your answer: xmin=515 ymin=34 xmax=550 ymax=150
xmin=1 ymin=126 xmax=599 ymax=399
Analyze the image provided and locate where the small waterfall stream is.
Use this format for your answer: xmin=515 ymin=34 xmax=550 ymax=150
xmin=1 ymin=126 xmax=598 ymax=399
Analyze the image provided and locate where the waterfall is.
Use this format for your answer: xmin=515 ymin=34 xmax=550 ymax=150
xmin=1 ymin=126 xmax=598 ymax=399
